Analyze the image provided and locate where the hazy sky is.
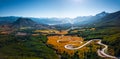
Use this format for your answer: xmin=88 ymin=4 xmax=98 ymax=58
xmin=0 ymin=0 xmax=120 ymax=18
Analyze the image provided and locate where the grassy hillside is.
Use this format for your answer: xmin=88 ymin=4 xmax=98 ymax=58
xmin=0 ymin=34 xmax=59 ymax=59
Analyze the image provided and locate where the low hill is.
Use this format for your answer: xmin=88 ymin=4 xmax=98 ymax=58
xmin=12 ymin=18 xmax=37 ymax=28
xmin=12 ymin=18 xmax=53 ymax=29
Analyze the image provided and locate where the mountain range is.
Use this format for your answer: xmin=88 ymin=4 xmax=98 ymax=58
xmin=0 ymin=10 xmax=120 ymax=29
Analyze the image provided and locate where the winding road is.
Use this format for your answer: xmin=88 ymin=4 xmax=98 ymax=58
xmin=97 ymin=40 xmax=117 ymax=59
xmin=64 ymin=40 xmax=92 ymax=50
xmin=57 ymin=38 xmax=118 ymax=59
xmin=66 ymin=27 xmax=82 ymax=31
xmin=56 ymin=26 xmax=118 ymax=59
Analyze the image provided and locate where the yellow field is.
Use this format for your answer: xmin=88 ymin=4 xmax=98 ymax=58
xmin=34 ymin=30 xmax=68 ymax=34
xmin=47 ymin=36 xmax=85 ymax=56
xmin=45 ymin=29 xmax=100 ymax=58
xmin=34 ymin=30 xmax=59 ymax=34
xmin=56 ymin=30 xmax=68 ymax=34
xmin=47 ymin=35 xmax=101 ymax=58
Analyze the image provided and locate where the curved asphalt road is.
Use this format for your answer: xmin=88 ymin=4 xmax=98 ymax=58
xmin=57 ymin=27 xmax=118 ymax=59
xmin=97 ymin=40 xmax=117 ymax=59
xmin=59 ymin=38 xmax=118 ymax=59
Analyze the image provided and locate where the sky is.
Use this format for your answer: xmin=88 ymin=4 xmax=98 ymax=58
xmin=0 ymin=0 xmax=120 ymax=18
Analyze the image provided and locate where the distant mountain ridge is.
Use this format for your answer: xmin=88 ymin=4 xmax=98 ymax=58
xmin=31 ymin=18 xmax=71 ymax=25
xmin=0 ymin=16 xmax=19 ymax=25
xmin=0 ymin=11 xmax=120 ymax=29
xmin=0 ymin=11 xmax=109 ymax=25
xmin=93 ymin=11 xmax=120 ymax=27
xmin=73 ymin=11 xmax=109 ymax=26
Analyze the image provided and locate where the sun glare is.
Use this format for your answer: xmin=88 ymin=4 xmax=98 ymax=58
xmin=71 ymin=0 xmax=83 ymax=4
